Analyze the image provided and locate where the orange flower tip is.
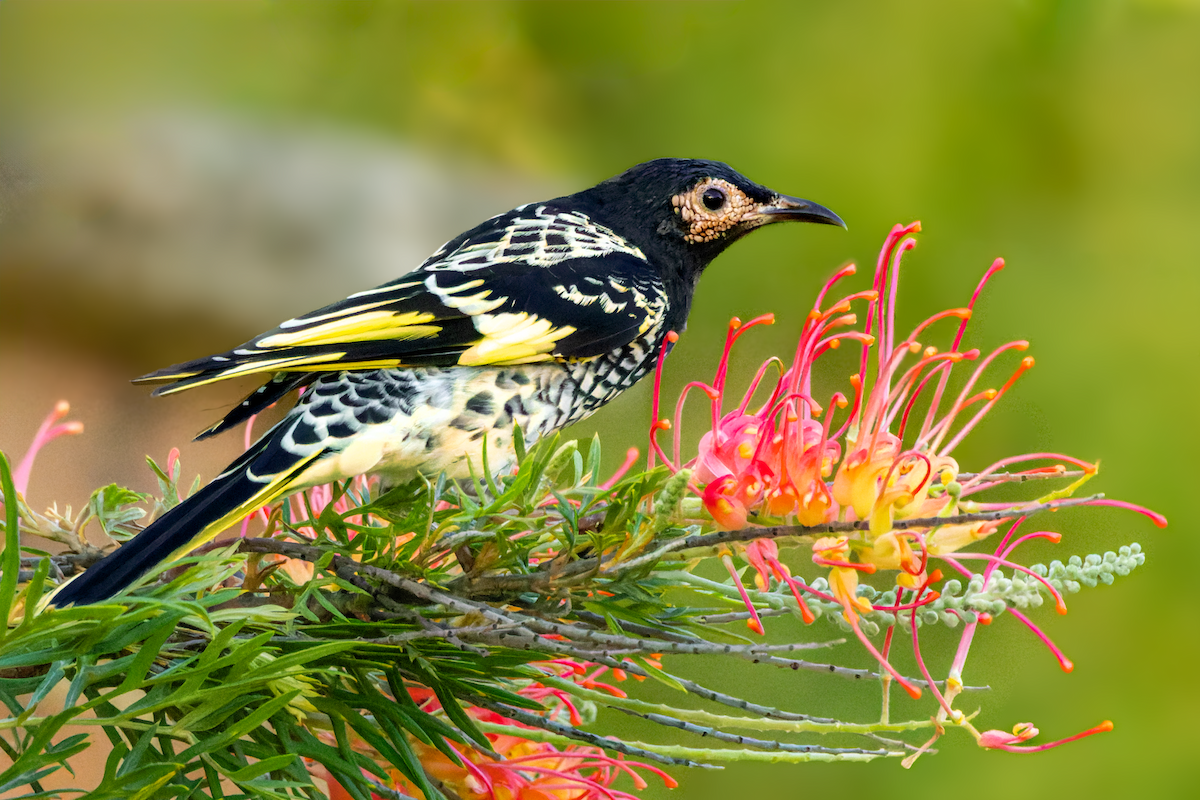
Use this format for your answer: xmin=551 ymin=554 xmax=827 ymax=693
xmin=1099 ymin=720 xmax=1114 ymax=733
xmin=902 ymin=683 xmax=923 ymax=700
xmin=828 ymin=338 xmax=841 ymax=350
xmin=729 ymin=317 xmax=743 ymax=330
xmin=862 ymin=563 xmax=877 ymax=574
xmin=849 ymin=374 xmax=862 ymax=388
xmin=924 ymin=346 xmax=938 ymax=358
xmin=907 ymin=342 xmax=922 ymax=354
xmin=863 ymin=335 xmax=877 ymax=346
xmin=807 ymin=309 xmax=822 ymax=323
xmin=1055 ymin=600 xmax=1068 ymax=615
xmin=983 ymin=389 xmax=998 ymax=400
xmin=834 ymin=394 xmax=849 ymax=409
xmin=666 ymin=330 xmax=680 ymax=343
xmin=762 ymin=313 xmax=776 ymax=325
xmin=747 ymin=619 xmax=765 ymax=635
xmin=928 ymin=569 xmax=943 ymax=583
xmin=658 ymin=419 xmax=672 ymax=430
xmin=1060 ymin=658 xmax=1075 ymax=673
xmin=612 ymin=669 xmax=627 ymax=681
xmin=912 ymin=221 xmax=923 ymax=232
xmin=1021 ymin=356 xmax=1036 ymax=368
xmin=977 ymin=612 xmax=993 ymax=625
xmin=63 ymin=422 xmax=85 ymax=435
xmin=53 ymin=399 xmax=71 ymax=416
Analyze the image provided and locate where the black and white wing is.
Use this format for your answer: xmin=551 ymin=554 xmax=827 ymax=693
xmin=134 ymin=204 xmax=670 ymax=433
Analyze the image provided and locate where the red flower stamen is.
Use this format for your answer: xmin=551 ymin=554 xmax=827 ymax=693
xmin=723 ymin=553 xmax=765 ymax=635
xmin=12 ymin=400 xmax=84 ymax=497
xmin=1086 ymin=498 xmax=1168 ymax=528
xmin=981 ymin=720 xmax=1112 ymax=752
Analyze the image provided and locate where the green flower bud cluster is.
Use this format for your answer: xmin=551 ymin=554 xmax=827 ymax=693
xmin=1029 ymin=543 xmax=1144 ymax=593
xmin=653 ymin=469 xmax=693 ymax=533
xmin=768 ymin=544 xmax=1144 ymax=636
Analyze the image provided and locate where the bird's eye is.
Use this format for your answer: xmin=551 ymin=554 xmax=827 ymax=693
xmin=701 ymin=186 xmax=727 ymax=211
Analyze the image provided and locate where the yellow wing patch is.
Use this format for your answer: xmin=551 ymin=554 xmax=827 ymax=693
xmin=153 ymin=354 xmax=410 ymax=395
xmin=458 ymin=313 xmax=577 ymax=366
xmin=257 ymin=311 xmax=441 ymax=348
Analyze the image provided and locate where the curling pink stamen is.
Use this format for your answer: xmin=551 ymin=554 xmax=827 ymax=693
xmin=941 ymin=355 xmax=1036 ymax=456
xmin=1086 ymin=499 xmax=1168 ymax=528
xmin=600 ymin=448 xmax=641 ymax=490
xmin=1007 ymin=607 xmax=1074 ymax=672
xmin=723 ymin=554 xmax=765 ymax=635
xmin=985 ymin=720 xmax=1112 ymax=753
xmin=12 ymin=400 xmax=84 ymax=497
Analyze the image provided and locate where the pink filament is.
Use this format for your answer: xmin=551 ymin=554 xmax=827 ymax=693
xmin=1007 ymin=606 xmax=1074 ymax=672
xmin=13 ymin=401 xmax=84 ymax=497
xmin=1086 ymin=498 xmax=1168 ymax=528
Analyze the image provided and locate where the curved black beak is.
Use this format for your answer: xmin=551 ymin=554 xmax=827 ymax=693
xmin=757 ymin=194 xmax=846 ymax=229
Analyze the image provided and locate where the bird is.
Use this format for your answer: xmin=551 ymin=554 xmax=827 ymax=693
xmin=52 ymin=158 xmax=844 ymax=606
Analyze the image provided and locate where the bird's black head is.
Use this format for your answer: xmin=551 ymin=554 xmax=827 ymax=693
xmin=571 ymin=158 xmax=845 ymax=280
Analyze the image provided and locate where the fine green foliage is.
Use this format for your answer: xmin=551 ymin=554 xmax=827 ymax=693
xmin=0 ymin=431 xmax=1146 ymax=798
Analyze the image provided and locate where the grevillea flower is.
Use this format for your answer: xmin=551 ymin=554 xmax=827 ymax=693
xmin=322 ymin=671 xmax=675 ymax=800
xmin=650 ymin=222 xmax=1167 ymax=712
xmin=11 ymin=401 xmax=84 ymax=498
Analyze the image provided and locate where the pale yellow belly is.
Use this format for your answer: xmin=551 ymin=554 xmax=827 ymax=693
xmin=288 ymin=365 xmax=583 ymax=490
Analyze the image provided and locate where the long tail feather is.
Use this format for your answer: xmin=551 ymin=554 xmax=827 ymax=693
xmin=193 ymin=373 xmax=313 ymax=442
xmin=52 ymin=435 xmax=324 ymax=606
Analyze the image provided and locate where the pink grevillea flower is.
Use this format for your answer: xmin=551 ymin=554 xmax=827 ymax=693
xmin=322 ymin=682 xmax=676 ymax=800
xmin=977 ymin=720 xmax=1113 ymax=753
xmin=650 ymin=222 xmax=1166 ymax=710
xmin=11 ymin=401 xmax=84 ymax=498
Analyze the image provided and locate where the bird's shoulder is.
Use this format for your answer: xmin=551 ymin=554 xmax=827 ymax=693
xmin=419 ymin=201 xmax=650 ymax=274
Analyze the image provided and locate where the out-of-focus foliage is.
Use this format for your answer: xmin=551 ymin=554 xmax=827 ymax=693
xmin=1 ymin=2 xmax=1196 ymax=798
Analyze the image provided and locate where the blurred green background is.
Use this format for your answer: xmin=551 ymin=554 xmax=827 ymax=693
xmin=1 ymin=1 xmax=1197 ymax=797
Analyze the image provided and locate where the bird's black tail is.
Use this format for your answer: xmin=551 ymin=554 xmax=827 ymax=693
xmin=52 ymin=431 xmax=326 ymax=606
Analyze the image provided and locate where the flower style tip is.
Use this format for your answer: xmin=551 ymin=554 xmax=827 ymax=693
xmin=722 ymin=553 xmax=765 ymax=635
xmin=600 ymin=447 xmax=641 ymax=490
xmin=1088 ymin=498 xmax=1168 ymax=529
